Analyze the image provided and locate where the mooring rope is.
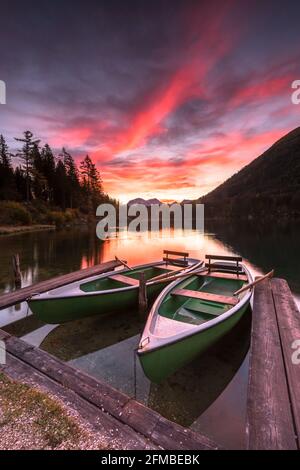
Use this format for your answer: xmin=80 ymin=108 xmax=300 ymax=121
xmin=25 ymin=298 xmax=30 ymax=317
xmin=133 ymin=347 xmax=138 ymax=400
xmin=25 ymin=293 xmax=39 ymax=317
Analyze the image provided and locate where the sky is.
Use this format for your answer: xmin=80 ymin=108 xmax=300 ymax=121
xmin=0 ymin=0 xmax=300 ymax=202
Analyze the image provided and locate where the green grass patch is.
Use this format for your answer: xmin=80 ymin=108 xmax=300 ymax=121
xmin=0 ymin=372 xmax=81 ymax=448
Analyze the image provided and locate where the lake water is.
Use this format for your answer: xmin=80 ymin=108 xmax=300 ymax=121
xmin=0 ymin=221 xmax=299 ymax=449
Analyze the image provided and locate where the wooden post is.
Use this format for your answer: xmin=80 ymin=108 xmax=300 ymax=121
xmin=12 ymin=254 xmax=21 ymax=289
xmin=138 ymin=272 xmax=148 ymax=314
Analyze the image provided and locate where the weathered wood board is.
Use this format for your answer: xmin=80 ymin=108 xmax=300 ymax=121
xmin=0 ymin=259 xmax=121 ymax=310
xmin=271 ymin=278 xmax=300 ymax=446
xmin=246 ymin=278 xmax=298 ymax=450
xmin=1 ymin=331 xmax=220 ymax=450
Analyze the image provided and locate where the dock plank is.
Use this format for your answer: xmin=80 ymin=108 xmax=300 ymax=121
xmin=246 ymin=279 xmax=297 ymax=449
xmin=0 ymin=259 xmax=121 ymax=310
xmin=2 ymin=333 xmax=220 ymax=450
xmin=0 ymin=352 xmax=157 ymax=450
xmin=151 ymin=416 xmax=220 ymax=450
xmin=4 ymin=336 xmax=130 ymax=417
xmin=271 ymin=278 xmax=300 ymax=446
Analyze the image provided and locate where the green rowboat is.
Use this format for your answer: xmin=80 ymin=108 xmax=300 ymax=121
xmin=138 ymin=257 xmax=253 ymax=383
xmin=28 ymin=256 xmax=202 ymax=324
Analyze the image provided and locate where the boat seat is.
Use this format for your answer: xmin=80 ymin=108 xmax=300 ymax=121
xmin=185 ymin=305 xmax=221 ymax=316
xmin=171 ymin=288 xmax=238 ymax=306
xmin=110 ymin=274 xmax=139 ymax=286
xmin=197 ymin=271 xmax=248 ymax=281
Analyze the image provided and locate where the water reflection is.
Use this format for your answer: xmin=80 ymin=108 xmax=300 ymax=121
xmin=206 ymin=220 xmax=300 ymax=297
xmin=0 ymin=228 xmax=104 ymax=294
xmin=40 ymin=310 xmax=145 ymax=361
xmin=2 ymin=309 xmax=44 ymax=334
xmin=1 ymin=223 xmax=299 ymax=298
xmin=1 ymin=223 xmax=299 ymax=449
xmin=32 ymin=304 xmax=250 ymax=449
xmin=148 ymin=311 xmax=250 ymax=429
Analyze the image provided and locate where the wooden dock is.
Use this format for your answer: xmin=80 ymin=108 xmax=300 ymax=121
xmin=247 ymin=278 xmax=300 ymax=450
xmin=0 ymin=258 xmax=220 ymax=450
xmin=1 ymin=264 xmax=300 ymax=450
xmin=0 ymin=330 xmax=220 ymax=450
xmin=0 ymin=259 xmax=121 ymax=310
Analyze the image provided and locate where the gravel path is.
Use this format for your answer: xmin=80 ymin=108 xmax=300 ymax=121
xmin=0 ymin=372 xmax=111 ymax=450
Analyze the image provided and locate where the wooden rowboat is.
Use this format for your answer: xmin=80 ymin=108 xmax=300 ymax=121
xmin=28 ymin=251 xmax=202 ymax=324
xmin=138 ymin=255 xmax=254 ymax=383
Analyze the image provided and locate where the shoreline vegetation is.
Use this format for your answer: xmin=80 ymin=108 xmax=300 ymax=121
xmin=0 ymin=131 xmax=117 ymax=230
xmin=0 ymin=224 xmax=55 ymax=236
xmin=0 ymin=200 xmax=92 ymax=230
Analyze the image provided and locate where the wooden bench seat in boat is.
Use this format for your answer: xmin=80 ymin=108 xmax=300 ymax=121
xmin=171 ymin=288 xmax=238 ymax=306
xmin=109 ymin=274 xmax=139 ymax=286
xmin=196 ymin=271 xmax=248 ymax=281
xmin=163 ymin=249 xmax=189 ymax=266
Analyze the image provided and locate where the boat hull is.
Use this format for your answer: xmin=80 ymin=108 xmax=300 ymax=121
xmin=138 ymin=300 xmax=250 ymax=383
xmin=29 ymin=281 xmax=166 ymax=324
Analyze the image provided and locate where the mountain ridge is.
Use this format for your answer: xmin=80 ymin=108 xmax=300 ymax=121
xmin=127 ymin=198 xmax=162 ymax=207
xmin=199 ymin=127 xmax=300 ymax=219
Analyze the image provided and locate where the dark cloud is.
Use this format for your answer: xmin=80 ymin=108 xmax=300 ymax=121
xmin=1 ymin=0 xmax=300 ymax=200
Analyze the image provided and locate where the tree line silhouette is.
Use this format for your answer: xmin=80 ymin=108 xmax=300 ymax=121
xmin=0 ymin=131 xmax=113 ymax=213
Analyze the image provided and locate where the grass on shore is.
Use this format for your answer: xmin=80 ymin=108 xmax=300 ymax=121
xmin=0 ymin=372 xmax=105 ymax=449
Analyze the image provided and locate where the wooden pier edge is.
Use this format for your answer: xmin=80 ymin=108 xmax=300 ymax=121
xmin=0 ymin=332 xmax=221 ymax=450
xmin=1 ymin=263 xmax=300 ymax=450
xmin=246 ymin=277 xmax=300 ymax=450
xmin=0 ymin=259 xmax=122 ymax=310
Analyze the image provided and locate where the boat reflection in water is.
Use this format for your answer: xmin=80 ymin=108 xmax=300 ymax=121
xmin=0 ymin=226 xmax=262 ymax=449
xmin=40 ymin=309 xmax=145 ymax=362
xmin=147 ymin=310 xmax=251 ymax=449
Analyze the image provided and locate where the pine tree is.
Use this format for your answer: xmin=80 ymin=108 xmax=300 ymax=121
xmin=0 ymin=134 xmax=16 ymax=200
xmin=54 ymin=159 xmax=67 ymax=210
xmin=41 ymin=144 xmax=56 ymax=202
xmin=0 ymin=134 xmax=12 ymax=168
xmin=14 ymin=131 xmax=40 ymax=202
xmin=14 ymin=167 xmax=27 ymax=200
xmin=31 ymin=142 xmax=47 ymax=200
xmin=80 ymin=154 xmax=103 ymax=211
xmin=60 ymin=148 xmax=80 ymax=208
xmin=80 ymin=155 xmax=92 ymax=192
xmin=90 ymin=160 xmax=103 ymax=199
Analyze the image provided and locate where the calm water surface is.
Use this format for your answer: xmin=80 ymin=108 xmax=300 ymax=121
xmin=1 ymin=222 xmax=299 ymax=449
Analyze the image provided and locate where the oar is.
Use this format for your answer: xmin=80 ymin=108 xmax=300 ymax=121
xmin=149 ymin=265 xmax=189 ymax=282
xmin=115 ymin=256 xmax=133 ymax=270
xmin=233 ymin=270 xmax=274 ymax=296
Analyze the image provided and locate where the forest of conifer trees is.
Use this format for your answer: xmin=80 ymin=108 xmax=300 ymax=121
xmin=0 ymin=131 xmax=116 ymax=226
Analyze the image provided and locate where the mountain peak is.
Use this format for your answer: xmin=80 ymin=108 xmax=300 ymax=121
xmin=127 ymin=198 xmax=162 ymax=207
